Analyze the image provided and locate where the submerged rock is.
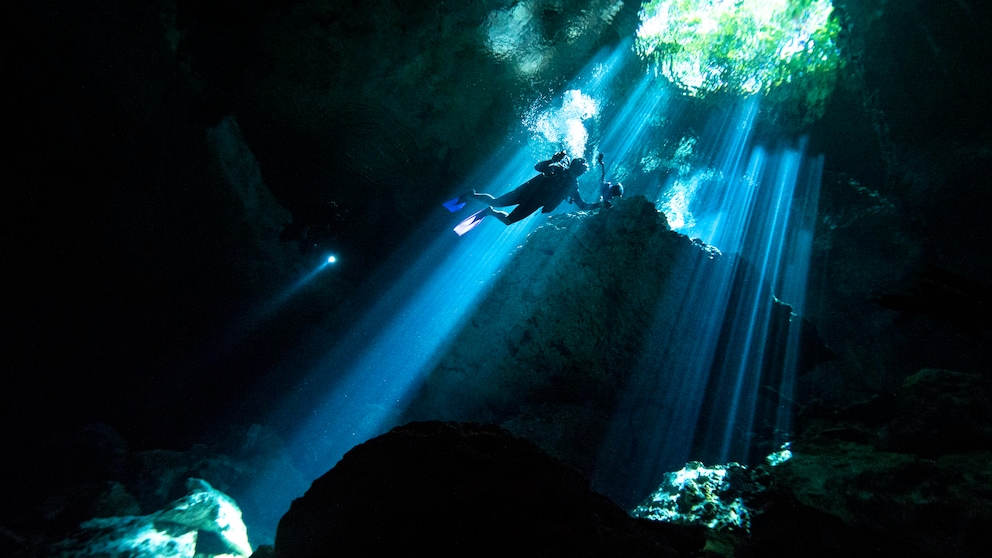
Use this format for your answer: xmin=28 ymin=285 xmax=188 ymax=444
xmin=632 ymin=461 xmax=754 ymax=532
xmin=275 ymin=421 xmax=705 ymax=557
xmin=47 ymin=479 xmax=252 ymax=558
xmin=757 ymin=369 xmax=992 ymax=558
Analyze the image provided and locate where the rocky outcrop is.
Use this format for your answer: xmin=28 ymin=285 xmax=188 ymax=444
xmin=274 ymin=421 xmax=706 ymax=557
xmin=43 ymin=478 xmax=251 ymax=558
xmin=403 ymin=196 xmax=694 ymax=425
xmin=754 ymin=369 xmax=992 ymax=558
xmin=402 ymin=196 xmax=816 ymax=503
xmin=0 ymin=422 xmax=307 ymax=556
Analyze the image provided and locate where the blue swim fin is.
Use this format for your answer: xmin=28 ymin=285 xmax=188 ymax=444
xmin=454 ymin=209 xmax=487 ymax=236
xmin=442 ymin=196 xmax=467 ymax=212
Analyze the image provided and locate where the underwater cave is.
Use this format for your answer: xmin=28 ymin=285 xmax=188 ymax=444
xmin=3 ymin=1 xmax=991 ymax=556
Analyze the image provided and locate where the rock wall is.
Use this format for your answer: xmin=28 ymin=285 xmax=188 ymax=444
xmin=760 ymin=369 xmax=992 ymax=558
xmin=803 ymin=0 xmax=992 ymax=399
xmin=402 ymin=196 xmax=806 ymax=504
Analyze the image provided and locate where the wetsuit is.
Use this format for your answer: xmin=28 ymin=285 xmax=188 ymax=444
xmin=475 ymin=155 xmax=597 ymax=225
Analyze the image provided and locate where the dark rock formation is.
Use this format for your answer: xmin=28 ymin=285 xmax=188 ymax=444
xmin=1 ymin=0 xmax=320 ymax=453
xmin=753 ymin=369 xmax=992 ymax=558
xmin=802 ymin=0 xmax=992 ymax=403
xmin=274 ymin=421 xmax=706 ymax=558
xmin=269 ymin=367 xmax=992 ymax=558
xmin=403 ymin=196 xmax=693 ymax=427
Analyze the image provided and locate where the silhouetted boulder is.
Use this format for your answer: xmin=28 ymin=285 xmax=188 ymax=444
xmin=275 ymin=421 xmax=705 ymax=557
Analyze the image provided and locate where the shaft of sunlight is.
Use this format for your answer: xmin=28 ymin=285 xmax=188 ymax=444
xmin=276 ymin=152 xmax=547 ymax=481
xmin=594 ymin=96 xmax=822 ymax=509
xmin=239 ymin=40 xmax=643 ymax=544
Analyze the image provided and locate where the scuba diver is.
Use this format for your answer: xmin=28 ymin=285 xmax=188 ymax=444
xmin=594 ymin=153 xmax=624 ymax=208
xmin=279 ymin=200 xmax=350 ymax=254
xmin=445 ymin=150 xmax=608 ymax=235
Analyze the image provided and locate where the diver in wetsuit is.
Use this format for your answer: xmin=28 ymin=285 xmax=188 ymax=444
xmin=458 ymin=151 xmax=600 ymax=231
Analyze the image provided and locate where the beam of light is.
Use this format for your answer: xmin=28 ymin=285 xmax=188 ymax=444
xmin=592 ymin=235 xmax=741 ymax=508
xmin=275 ymin=225 xmax=535 ymax=481
xmin=254 ymin=255 xmax=336 ymax=318
xmin=238 ymin=139 xmax=587 ymax=544
xmin=697 ymin=145 xmax=805 ymax=462
xmin=596 ymin=71 xmax=673 ymax=191
xmin=771 ymin=154 xmax=822 ymax=444
xmin=191 ymin=250 xmax=341 ymax=382
xmin=592 ymin=95 xmax=822 ymax=509
xmin=237 ymin=40 xmax=649 ymax=545
xmin=210 ymin=253 xmax=337 ymax=356
xmin=657 ymin=96 xmax=762 ymax=248
xmin=286 ymin=178 xmax=538 ymax=459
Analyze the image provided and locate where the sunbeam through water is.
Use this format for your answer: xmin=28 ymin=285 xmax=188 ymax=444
xmin=241 ymin=36 xmax=823 ymax=542
xmin=593 ymin=94 xmax=822 ymax=507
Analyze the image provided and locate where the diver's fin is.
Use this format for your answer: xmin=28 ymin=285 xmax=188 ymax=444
xmin=454 ymin=209 xmax=487 ymax=236
xmin=442 ymin=195 xmax=467 ymax=212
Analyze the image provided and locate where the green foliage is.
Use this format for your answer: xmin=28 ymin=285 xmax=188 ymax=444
xmin=635 ymin=0 xmax=844 ymax=126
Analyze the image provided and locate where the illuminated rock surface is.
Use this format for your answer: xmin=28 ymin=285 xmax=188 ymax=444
xmin=48 ymin=479 xmax=251 ymax=558
xmin=632 ymin=461 xmax=754 ymax=532
xmin=0 ymin=423 xmax=306 ymax=556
